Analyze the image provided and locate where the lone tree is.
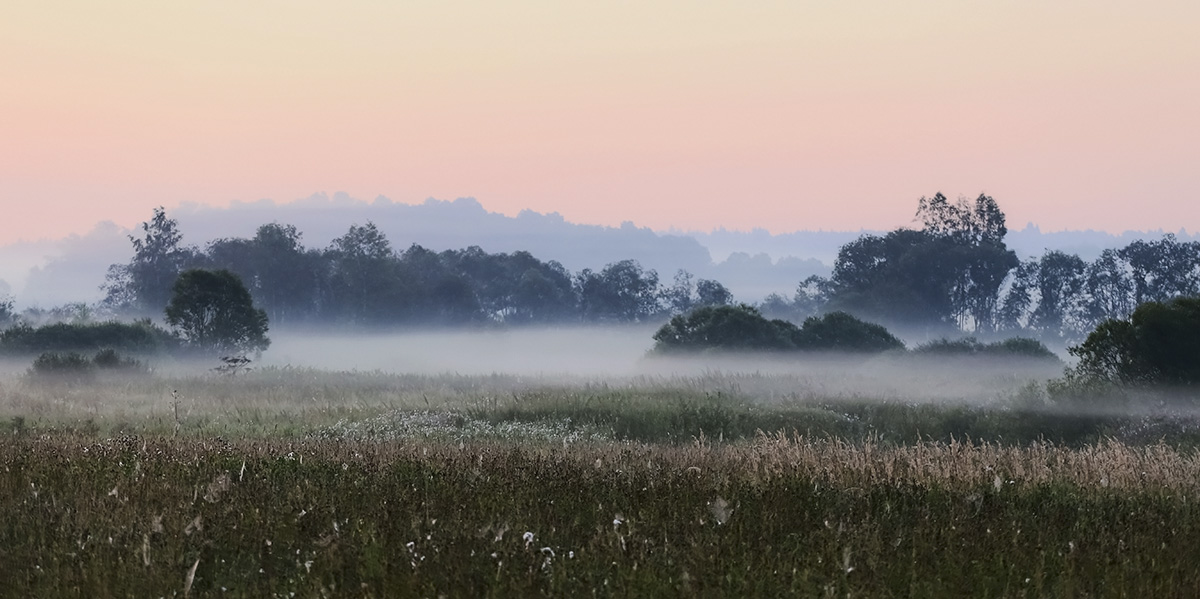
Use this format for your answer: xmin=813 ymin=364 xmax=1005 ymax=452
xmin=165 ymin=269 xmax=270 ymax=354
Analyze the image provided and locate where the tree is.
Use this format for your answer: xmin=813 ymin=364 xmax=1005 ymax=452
xmin=915 ymin=192 xmax=1007 ymax=245
xmin=827 ymin=229 xmax=958 ymax=327
xmin=165 ymin=269 xmax=270 ymax=354
xmin=1118 ymin=234 xmax=1200 ymax=305
xmin=663 ymin=270 xmax=696 ymax=315
xmin=576 ymin=260 xmax=662 ymax=322
xmin=1080 ymin=249 xmax=1135 ymax=330
xmin=998 ymin=259 xmax=1037 ymax=332
xmin=1029 ymin=251 xmax=1087 ymax=337
xmin=1068 ymin=296 xmax=1200 ymax=386
xmin=913 ymin=193 xmax=1017 ymax=331
xmin=695 ymin=279 xmax=733 ymax=307
xmin=104 ymin=207 xmax=195 ymax=314
xmin=0 ymin=295 xmax=14 ymax=328
xmin=323 ymin=222 xmax=406 ymax=324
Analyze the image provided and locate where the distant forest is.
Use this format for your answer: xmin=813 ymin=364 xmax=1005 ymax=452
xmin=4 ymin=194 xmax=1198 ymax=343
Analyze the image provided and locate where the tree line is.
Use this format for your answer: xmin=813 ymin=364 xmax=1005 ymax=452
xmin=48 ymin=198 xmax=1199 ymax=341
xmin=99 ymin=208 xmax=735 ymax=327
xmin=759 ymin=193 xmax=1200 ymax=341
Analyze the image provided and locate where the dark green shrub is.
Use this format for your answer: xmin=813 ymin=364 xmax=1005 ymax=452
xmin=653 ymin=306 xmax=904 ymax=354
xmin=1067 ymin=296 xmax=1200 ymax=386
xmin=913 ymin=336 xmax=1059 ymax=361
xmin=652 ymin=304 xmax=798 ymax=352
xmin=29 ymin=352 xmax=96 ymax=383
xmin=793 ymin=311 xmax=906 ymax=353
xmin=989 ymin=337 xmax=1059 ymax=359
xmin=0 ymin=320 xmax=178 ymax=355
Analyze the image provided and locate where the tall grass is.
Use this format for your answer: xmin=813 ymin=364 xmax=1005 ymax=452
xmin=2 ymin=434 xmax=1199 ymax=597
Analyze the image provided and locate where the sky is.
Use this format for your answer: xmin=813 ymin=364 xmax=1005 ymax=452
xmin=2 ymin=1 xmax=1198 ymax=244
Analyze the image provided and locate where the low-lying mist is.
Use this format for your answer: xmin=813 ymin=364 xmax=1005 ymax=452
xmin=261 ymin=325 xmax=1066 ymax=405
xmin=262 ymin=325 xmax=660 ymax=377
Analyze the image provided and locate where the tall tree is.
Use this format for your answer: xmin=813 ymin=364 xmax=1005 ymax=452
xmin=576 ymin=260 xmax=662 ymax=322
xmin=103 ymin=207 xmax=195 ymax=314
xmin=1029 ymin=251 xmax=1087 ymax=337
xmin=1080 ymin=249 xmax=1136 ymax=330
xmin=1118 ymin=234 xmax=1200 ymax=304
xmin=915 ymin=193 xmax=1017 ymax=331
xmin=324 ymin=222 xmax=404 ymax=324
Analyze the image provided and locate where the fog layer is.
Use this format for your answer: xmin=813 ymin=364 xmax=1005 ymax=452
xmin=262 ymin=326 xmax=1064 ymax=404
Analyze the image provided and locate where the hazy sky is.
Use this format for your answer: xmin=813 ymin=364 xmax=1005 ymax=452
xmin=2 ymin=1 xmax=1197 ymax=243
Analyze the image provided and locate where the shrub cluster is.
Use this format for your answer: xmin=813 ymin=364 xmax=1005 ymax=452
xmin=1049 ymin=296 xmax=1200 ymax=402
xmin=652 ymin=304 xmax=904 ymax=354
xmin=0 ymin=320 xmax=178 ymax=356
xmin=912 ymin=336 xmax=1059 ymax=361
xmin=28 ymin=349 xmax=145 ymax=383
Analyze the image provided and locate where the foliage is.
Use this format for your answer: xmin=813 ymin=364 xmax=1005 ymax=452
xmin=165 ymin=269 xmax=270 ymax=354
xmin=912 ymin=336 xmax=1059 ymax=361
xmin=27 ymin=349 xmax=144 ymax=383
xmin=91 ymin=199 xmax=1200 ymax=340
xmin=91 ymin=348 xmax=144 ymax=370
xmin=695 ymin=278 xmax=733 ymax=307
xmin=824 ymin=193 xmax=1018 ymax=332
xmin=653 ymin=304 xmax=799 ymax=352
xmin=576 ymin=260 xmax=662 ymax=322
xmin=28 ymin=351 xmax=95 ymax=382
xmin=202 ymin=223 xmax=323 ymax=325
xmin=793 ymin=311 xmax=906 ymax=353
xmin=103 ymin=207 xmax=196 ymax=314
xmin=1066 ymin=296 xmax=1200 ymax=386
xmin=758 ymin=275 xmax=828 ymax=322
xmin=0 ymin=320 xmax=178 ymax=355
xmin=653 ymin=305 xmax=903 ymax=354
xmin=0 ymin=295 xmax=14 ymax=327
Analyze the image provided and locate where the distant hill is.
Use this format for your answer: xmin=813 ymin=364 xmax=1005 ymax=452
xmin=0 ymin=193 xmax=1192 ymax=310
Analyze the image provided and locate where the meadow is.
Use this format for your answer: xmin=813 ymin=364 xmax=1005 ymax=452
xmin=2 ymin=344 xmax=1200 ymax=597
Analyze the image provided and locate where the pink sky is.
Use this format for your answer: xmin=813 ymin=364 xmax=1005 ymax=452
xmin=2 ymin=1 xmax=1197 ymax=243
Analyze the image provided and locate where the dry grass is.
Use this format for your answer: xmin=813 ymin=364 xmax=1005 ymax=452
xmin=3 ymin=433 xmax=1200 ymax=597
xmin=4 ymin=362 xmax=1200 ymax=595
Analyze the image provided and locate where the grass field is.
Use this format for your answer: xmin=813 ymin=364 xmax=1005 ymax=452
xmin=2 ymin=359 xmax=1200 ymax=597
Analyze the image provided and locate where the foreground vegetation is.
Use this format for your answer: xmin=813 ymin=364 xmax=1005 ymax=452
xmin=4 ymin=364 xmax=1200 ymax=596
xmin=3 ymin=433 xmax=1200 ymax=597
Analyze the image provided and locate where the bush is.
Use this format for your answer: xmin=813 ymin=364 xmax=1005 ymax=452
xmin=29 ymin=352 xmax=96 ymax=383
xmin=913 ymin=336 xmax=1059 ymax=361
xmin=0 ymin=320 xmax=178 ymax=355
xmin=28 ymin=349 xmax=146 ymax=383
xmin=652 ymin=304 xmax=799 ymax=352
xmin=793 ymin=311 xmax=906 ymax=353
xmin=652 ymin=306 xmax=904 ymax=354
xmin=92 ymin=348 xmax=145 ymax=372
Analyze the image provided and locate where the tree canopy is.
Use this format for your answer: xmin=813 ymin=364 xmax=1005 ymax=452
xmin=1068 ymin=296 xmax=1200 ymax=386
xmin=86 ymin=203 xmax=1200 ymax=347
xmin=165 ymin=269 xmax=270 ymax=354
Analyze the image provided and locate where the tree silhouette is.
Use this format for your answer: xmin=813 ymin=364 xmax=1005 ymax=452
xmin=165 ymin=269 xmax=270 ymax=354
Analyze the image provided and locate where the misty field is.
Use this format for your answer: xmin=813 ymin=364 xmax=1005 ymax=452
xmin=3 ymin=348 xmax=1200 ymax=597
